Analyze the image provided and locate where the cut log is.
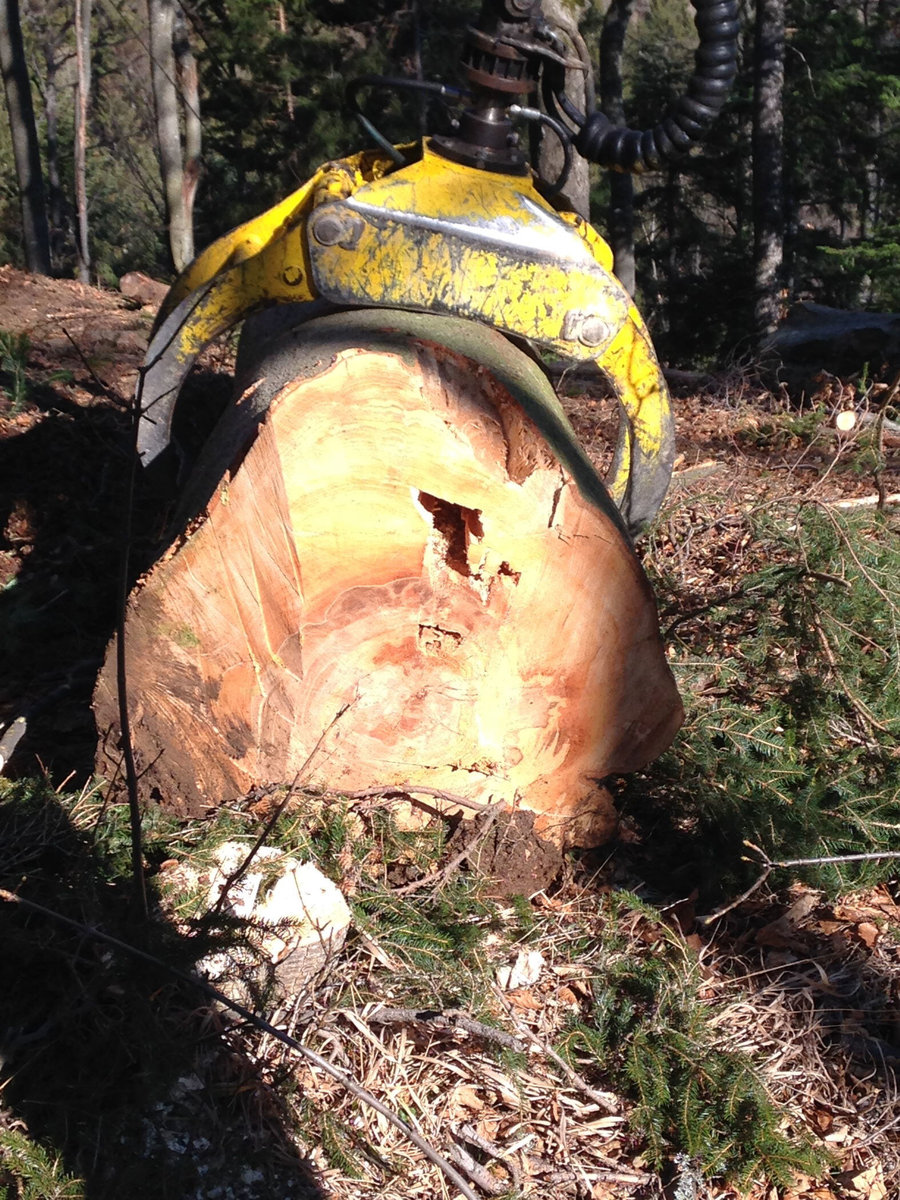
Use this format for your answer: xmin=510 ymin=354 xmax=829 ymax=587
xmin=766 ymin=301 xmax=900 ymax=388
xmin=94 ymin=310 xmax=683 ymax=848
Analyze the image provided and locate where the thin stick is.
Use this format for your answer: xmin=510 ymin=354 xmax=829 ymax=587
xmin=391 ymin=805 xmax=502 ymax=896
xmin=698 ymin=842 xmax=900 ymax=926
xmin=695 ymin=866 xmax=774 ymax=924
xmin=364 ymin=1005 xmax=525 ymax=1053
xmin=338 ymin=784 xmax=499 ymax=813
xmin=116 ymin=367 xmax=147 ymax=921
xmin=0 ymin=885 xmax=480 ymax=1200
xmin=773 ymin=849 xmax=900 ymax=868
xmin=446 ymin=1142 xmax=508 ymax=1196
xmin=457 ymin=1122 xmax=522 ymax=1189
xmin=210 ymin=702 xmax=350 ymax=917
xmin=62 ymin=325 xmax=121 ymax=402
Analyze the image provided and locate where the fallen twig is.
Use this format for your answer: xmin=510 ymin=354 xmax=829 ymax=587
xmin=61 ymin=325 xmax=121 ymax=401
xmin=492 ymin=985 xmax=618 ymax=1113
xmin=458 ymin=1122 xmax=522 ymax=1189
xmin=698 ymin=841 xmax=900 ymax=925
xmin=364 ymin=1005 xmax=525 ymax=1053
xmin=391 ymin=805 xmax=503 ymax=895
xmin=338 ymin=784 xmax=500 ymax=813
xmin=671 ymin=458 xmax=726 ymax=484
xmin=0 ymin=885 xmax=481 ymax=1200
xmin=823 ymin=493 xmax=900 ymax=510
xmin=117 ymin=367 xmax=147 ymax=921
xmin=447 ymin=1141 xmax=508 ymax=1196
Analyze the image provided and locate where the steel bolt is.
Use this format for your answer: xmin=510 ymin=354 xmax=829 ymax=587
xmin=578 ymin=316 xmax=611 ymax=347
xmin=311 ymin=208 xmax=365 ymax=249
xmin=312 ymin=210 xmax=347 ymax=246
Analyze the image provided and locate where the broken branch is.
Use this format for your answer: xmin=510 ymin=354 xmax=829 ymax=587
xmin=698 ymin=841 xmax=900 ymax=925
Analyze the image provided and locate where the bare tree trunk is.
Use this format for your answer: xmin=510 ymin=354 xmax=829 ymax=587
xmin=412 ymin=0 xmax=425 ymax=137
xmin=73 ymin=0 xmax=92 ymax=283
xmin=173 ymin=1 xmax=200 ymax=264
xmin=274 ymin=2 xmax=294 ymax=119
xmin=0 ymin=0 xmax=51 ymax=274
xmin=752 ymin=0 xmax=785 ymax=340
xmin=95 ymin=314 xmax=682 ymax=839
xmin=42 ymin=37 xmax=65 ymax=262
xmin=537 ymin=0 xmax=592 ymax=219
xmin=149 ymin=0 xmax=191 ymax=271
xmin=599 ymin=0 xmax=635 ymax=295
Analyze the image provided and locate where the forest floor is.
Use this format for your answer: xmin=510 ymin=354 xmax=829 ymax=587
xmin=1 ymin=264 xmax=899 ymax=1200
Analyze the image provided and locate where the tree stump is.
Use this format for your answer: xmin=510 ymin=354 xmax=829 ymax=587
xmin=94 ymin=310 xmax=682 ymax=847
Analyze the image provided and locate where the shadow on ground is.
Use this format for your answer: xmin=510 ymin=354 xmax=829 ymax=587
xmin=0 ymin=372 xmax=231 ymax=781
xmin=1 ymin=374 xmax=324 ymax=1197
xmin=0 ymin=784 xmax=328 ymax=1199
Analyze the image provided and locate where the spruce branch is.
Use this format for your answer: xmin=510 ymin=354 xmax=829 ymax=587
xmin=492 ymin=983 xmax=618 ymax=1113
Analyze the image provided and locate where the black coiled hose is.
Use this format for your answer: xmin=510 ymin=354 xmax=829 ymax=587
xmin=573 ymin=0 xmax=740 ymax=173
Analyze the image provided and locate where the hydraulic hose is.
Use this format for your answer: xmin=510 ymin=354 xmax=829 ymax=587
xmin=573 ymin=0 xmax=740 ymax=173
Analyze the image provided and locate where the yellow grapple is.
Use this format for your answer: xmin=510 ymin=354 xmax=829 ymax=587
xmin=138 ymin=143 xmax=674 ymax=536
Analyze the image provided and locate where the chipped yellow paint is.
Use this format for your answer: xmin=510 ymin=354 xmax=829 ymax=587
xmin=155 ymin=148 xmax=399 ymax=329
xmin=599 ymin=306 xmax=670 ymax=505
xmin=554 ymin=209 xmax=615 ymax=273
xmin=306 ymin=146 xmax=669 ymax=511
xmin=159 ymin=222 xmax=317 ymax=369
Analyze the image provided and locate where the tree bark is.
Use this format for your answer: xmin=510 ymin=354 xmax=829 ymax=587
xmin=599 ymin=0 xmax=636 ymax=295
xmin=149 ymin=0 xmax=193 ymax=271
xmin=173 ymin=1 xmax=199 ymax=264
xmin=42 ymin=32 xmax=65 ymax=262
xmin=95 ymin=313 xmax=682 ymax=847
xmin=537 ymin=0 xmax=592 ymax=220
xmin=73 ymin=0 xmax=92 ymax=283
xmin=752 ymin=0 xmax=785 ymax=341
xmin=0 ymin=0 xmax=51 ymax=274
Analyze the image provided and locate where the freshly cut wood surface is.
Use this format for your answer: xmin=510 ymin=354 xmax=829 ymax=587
xmin=95 ymin=314 xmax=682 ymax=847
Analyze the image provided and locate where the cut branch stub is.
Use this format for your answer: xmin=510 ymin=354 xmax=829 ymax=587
xmin=95 ymin=311 xmax=682 ymax=847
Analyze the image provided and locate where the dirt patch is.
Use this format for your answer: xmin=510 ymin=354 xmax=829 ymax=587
xmin=0 ymin=267 xmax=232 ymax=776
xmin=450 ymin=808 xmax=567 ymax=898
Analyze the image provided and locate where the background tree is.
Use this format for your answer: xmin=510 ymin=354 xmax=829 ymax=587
xmin=538 ymin=0 xmax=593 ymax=219
xmin=599 ymin=0 xmax=636 ymax=294
xmin=27 ymin=0 xmax=72 ymax=263
xmin=2 ymin=0 xmax=900 ymax=370
xmin=73 ymin=0 xmax=91 ymax=281
xmin=149 ymin=0 xmax=200 ymax=272
xmin=0 ymin=0 xmax=51 ymax=273
xmin=752 ymin=0 xmax=785 ymax=340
